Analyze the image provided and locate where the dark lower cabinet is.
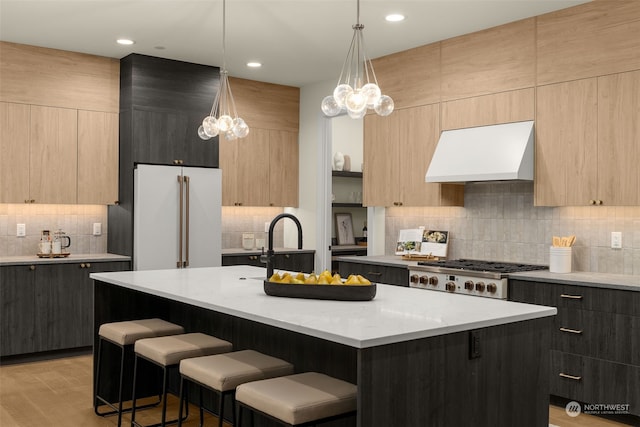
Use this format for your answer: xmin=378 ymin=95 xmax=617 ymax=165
xmin=509 ymin=279 xmax=640 ymax=418
xmin=222 ymin=252 xmax=314 ymax=273
xmin=337 ymin=260 xmax=408 ymax=286
xmin=0 ymin=260 xmax=130 ymax=357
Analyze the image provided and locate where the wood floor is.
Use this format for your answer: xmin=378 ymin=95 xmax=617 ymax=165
xmin=0 ymin=353 xmax=634 ymax=427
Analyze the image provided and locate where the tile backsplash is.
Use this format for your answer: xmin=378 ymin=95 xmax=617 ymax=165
xmin=0 ymin=204 xmax=108 ymax=256
xmin=386 ymin=182 xmax=640 ymax=276
xmin=221 ymin=206 xmax=284 ymax=249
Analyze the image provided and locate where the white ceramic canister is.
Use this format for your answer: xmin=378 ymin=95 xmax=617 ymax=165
xmin=549 ymin=246 xmax=572 ymax=273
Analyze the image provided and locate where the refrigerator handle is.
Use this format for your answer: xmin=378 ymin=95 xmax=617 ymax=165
xmin=184 ymin=175 xmax=190 ymax=268
xmin=177 ymin=175 xmax=184 ymax=268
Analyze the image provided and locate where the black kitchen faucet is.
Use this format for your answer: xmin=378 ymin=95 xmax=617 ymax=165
xmin=261 ymin=213 xmax=303 ymax=278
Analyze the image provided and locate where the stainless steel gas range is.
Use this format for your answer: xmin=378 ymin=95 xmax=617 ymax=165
xmin=408 ymin=259 xmax=547 ymax=299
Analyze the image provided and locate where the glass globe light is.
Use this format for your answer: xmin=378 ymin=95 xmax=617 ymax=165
xmin=361 ymin=83 xmax=381 ymax=107
xmin=218 ymin=115 xmax=234 ymax=132
xmin=345 ymin=90 xmax=367 ymax=114
xmin=232 ymin=118 xmax=250 ymax=138
xmin=198 ymin=125 xmax=211 ymax=140
xmin=374 ymin=95 xmax=394 ymax=116
xmin=224 ymin=130 xmax=238 ymax=141
xmin=347 ymin=108 xmax=366 ymax=119
xmin=321 ymin=95 xmax=341 ymax=117
xmin=333 ymin=84 xmax=353 ymax=108
xmin=202 ymin=115 xmax=219 ymax=137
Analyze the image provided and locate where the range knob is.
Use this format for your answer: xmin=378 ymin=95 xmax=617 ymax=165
xmin=487 ymin=283 xmax=498 ymax=294
xmin=464 ymin=280 xmax=475 ymax=291
xmin=446 ymin=282 xmax=456 ymax=292
xmin=475 ymin=282 xmax=486 ymax=292
xmin=429 ymin=276 xmax=438 ymax=286
xmin=410 ymin=274 xmax=419 ymax=284
xmin=419 ymin=275 xmax=429 ymax=285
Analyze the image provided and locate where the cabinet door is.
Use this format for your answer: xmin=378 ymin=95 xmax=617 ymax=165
xmin=77 ymin=110 xmax=119 ymax=204
xmin=363 ymin=113 xmax=398 ymax=206
xmin=219 ymin=135 xmax=239 ymax=206
xmin=269 ymin=130 xmax=299 ymax=207
xmin=338 ymin=261 xmax=408 ymax=287
xmin=0 ymin=102 xmax=30 ymax=203
xmin=30 ymin=106 xmax=78 ymax=204
xmin=0 ymin=265 xmax=37 ymax=356
xmin=132 ymin=109 xmax=218 ymax=167
xmin=273 ymin=253 xmax=314 ymax=273
xmin=236 ymin=128 xmax=270 ymax=206
xmin=535 ymin=79 xmax=598 ymax=206
xmin=598 ymin=70 xmax=640 ymax=206
xmin=400 ymin=104 xmax=447 ymax=206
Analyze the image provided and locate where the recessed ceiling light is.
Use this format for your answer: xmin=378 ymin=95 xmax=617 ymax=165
xmin=246 ymin=62 xmax=262 ymax=68
xmin=117 ymin=39 xmax=135 ymax=46
xmin=385 ymin=14 xmax=405 ymax=22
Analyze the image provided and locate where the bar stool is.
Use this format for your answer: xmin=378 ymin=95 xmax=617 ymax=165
xmin=131 ymin=332 xmax=233 ymax=427
xmin=236 ymin=372 xmax=357 ymax=426
xmin=177 ymin=350 xmax=294 ymax=427
xmin=94 ymin=318 xmax=185 ymax=427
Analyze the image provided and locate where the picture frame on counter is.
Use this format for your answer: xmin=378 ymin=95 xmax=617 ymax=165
xmin=335 ymin=213 xmax=355 ymax=245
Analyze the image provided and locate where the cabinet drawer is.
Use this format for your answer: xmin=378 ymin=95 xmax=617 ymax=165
xmin=222 ymin=254 xmax=263 ymax=267
xmin=222 ymin=253 xmax=315 ymax=273
xmin=553 ymin=309 xmax=640 ymax=365
xmin=550 ymin=350 xmax=640 ymax=417
xmin=509 ymin=279 xmax=640 ymax=316
xmin=338 ymin=261 xmax=408 ymax=287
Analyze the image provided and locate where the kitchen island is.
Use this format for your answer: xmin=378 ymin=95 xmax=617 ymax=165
xmin=91 ymin=265 xmax=556 ymax=427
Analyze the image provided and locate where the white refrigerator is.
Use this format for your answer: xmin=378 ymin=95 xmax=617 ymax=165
xmin=134 ymin=164 xmax=222 ymax=271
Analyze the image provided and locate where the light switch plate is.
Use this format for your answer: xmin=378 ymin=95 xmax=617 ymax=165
xmin=17 ymin=223 xmax=26 ymax=237
xmin=93 ymin=223 xmax=102 ymax=236
xmin=611 ymin=231 xmax=622 ymax=249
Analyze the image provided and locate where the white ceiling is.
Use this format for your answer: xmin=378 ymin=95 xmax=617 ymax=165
xmin=0 ymin=0 xmax=591 ymax=88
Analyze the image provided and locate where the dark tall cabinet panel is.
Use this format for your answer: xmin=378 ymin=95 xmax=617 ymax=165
xmin=109 ymin=54 xmax=220 ymax=256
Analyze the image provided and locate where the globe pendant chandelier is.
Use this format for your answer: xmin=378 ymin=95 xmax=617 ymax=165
xmin=321 ymin=0 xmax=394 ymax=119
xmin=198 ymin=0 xmax=249 ymax=141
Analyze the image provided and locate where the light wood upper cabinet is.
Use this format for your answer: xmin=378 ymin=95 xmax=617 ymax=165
xmin=29 ymin=106 xmax=78 ymax=204
xmin=535 ymin=71 xmax=640 ymax=206
xmin=364 ymin=105 xmax=463 ymax=207
xmin=535 ymin=79 xmax=598 ymax=206
xmin=537 ymin=0 xmax=640 ymax=86
xmin=372 ymin=43 xmax=441 ymax=110
xmin=0 ymin=102 xmax=30 ymax=203
xmin=597 ymin=71 xmax=640 ymax=206
xmin=269 ymin=130 xmax=299 ymax=207
xmin=441 ymin=19 xmax=535 ymax=102
xmin=221 ymin=128 xmax=299 ymax=207
xmin=77 ymin=111 xmax=118 ymax=204
xmin=441 ymin=88 xmax=535 ymax=131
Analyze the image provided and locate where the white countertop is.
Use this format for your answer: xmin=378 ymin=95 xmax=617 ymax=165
xmin=91 ymin=265 xmax=556 ymax=349
xmin=0 ymin=253 xmax=131 ymax=266
xmin=510 ymin=270 xmax=640 ymax=291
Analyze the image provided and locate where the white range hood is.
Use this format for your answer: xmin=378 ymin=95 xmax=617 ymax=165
xmin=425 ymin=120 xmax=534 ymax=183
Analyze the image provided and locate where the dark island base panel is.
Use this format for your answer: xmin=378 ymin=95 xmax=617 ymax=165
xmin=94 ymin=281 xmax=552 ymax=427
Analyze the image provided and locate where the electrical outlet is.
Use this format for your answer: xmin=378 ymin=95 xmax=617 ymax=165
xmin=16 ymin=223 xmax=26 ymax=237
xmin=611 ymin=231 xmax=622 ymax=249
xmin=93 ymin=223 xmax=102 ymax=236
xmin=264 ymin=221 xmax=270 ymax=233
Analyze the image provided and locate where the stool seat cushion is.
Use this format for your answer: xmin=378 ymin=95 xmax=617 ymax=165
xmin=236 ymin=372 xmax=357 ymax=425
xmin=180 ymin=350 xmax=294 ymax=392
xmin=99 ymin=318 xmax=184 ymax=346
xmin=135 ymin=333 xmax=232 ymax=366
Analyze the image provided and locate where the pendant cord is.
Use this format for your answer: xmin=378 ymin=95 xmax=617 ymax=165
xmin=222 ymin=0 xmax=226 ymax=71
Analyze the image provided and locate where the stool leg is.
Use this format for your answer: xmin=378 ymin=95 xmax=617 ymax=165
xmin=199 ymin=385 xmax=204 ymax=427
xmin=230 ymin=393 xmax=236 ymax=427
xmin=116 ymin=343 xmax=126 ymax=427
xmin=217 ymin=390 xmax=224 ymax=427
xmin=237 ymin=403 xmax=242 ymax=427
xmin=177 ymin=376 xmax=185 ymax=427
xmin=131 ymin=355 xmax=140 ymax=427
xmin=93 ymin=337 xmax=103 ymax=415
xmin=161 ymin=366 xmax=169 ymax=427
